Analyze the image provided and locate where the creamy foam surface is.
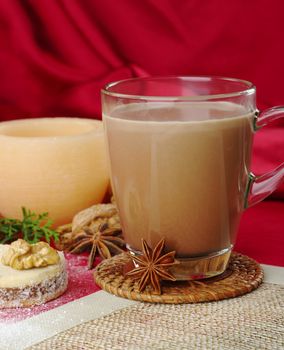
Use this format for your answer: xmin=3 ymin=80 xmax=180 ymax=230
xmin=104 ymin=102 xmax=254 ymax=257
xmin=109 ymin=101 xmax=250 ymax=122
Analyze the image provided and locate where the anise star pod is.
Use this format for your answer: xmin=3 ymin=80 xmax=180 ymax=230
xmin=126 ymin=238 xmax=177 ymax=295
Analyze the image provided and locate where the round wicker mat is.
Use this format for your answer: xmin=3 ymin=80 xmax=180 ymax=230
xmin=94 ymin=252 xmax=263 ymax=304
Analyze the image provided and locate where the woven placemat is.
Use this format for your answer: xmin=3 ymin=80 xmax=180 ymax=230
xmin=28 ymin=283 xmax=284 ymax=350
xmin=94 ymin=252 xmax=263 ymax=304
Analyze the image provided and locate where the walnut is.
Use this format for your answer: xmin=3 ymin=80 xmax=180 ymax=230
xmin=1 ymin=239 xmax=60 ymax=270
xmin=72 ymin=203 xmax=118 ymax=234
xmin=56 ymin=201 xmax=121 ymax=252
xmin=56 ymin=199 xmax=124 ymax=269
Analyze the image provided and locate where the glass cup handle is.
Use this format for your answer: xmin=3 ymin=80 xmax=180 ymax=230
xmin=244 ymin=106 xmax=284 ymax=208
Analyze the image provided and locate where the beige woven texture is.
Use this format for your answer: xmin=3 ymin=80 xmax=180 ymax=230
xmin=28 ymin=283 xmax=284 ymax=350
xmin=95 ymin=252 xmax=263 ymax=303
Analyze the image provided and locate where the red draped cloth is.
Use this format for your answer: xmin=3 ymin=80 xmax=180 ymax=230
xmin=0 ymin=0 xmax=283 ymax=265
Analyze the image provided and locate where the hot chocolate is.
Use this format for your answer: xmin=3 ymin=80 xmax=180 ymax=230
xmin=104 ymin=102 xmax=254 ymax=258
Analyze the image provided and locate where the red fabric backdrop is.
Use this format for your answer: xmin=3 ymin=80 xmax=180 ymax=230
xmin=0 ymin=0 xmax=283 ymax=264
xmin=1 ymin=0 xmax=284 ymax=118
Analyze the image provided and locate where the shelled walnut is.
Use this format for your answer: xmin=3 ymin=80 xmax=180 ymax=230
xmin=2 ymin=239 xmax=60 ymax=270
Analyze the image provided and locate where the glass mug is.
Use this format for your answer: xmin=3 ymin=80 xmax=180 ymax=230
xmin=102 ymin=76 xmax=284 ymax=280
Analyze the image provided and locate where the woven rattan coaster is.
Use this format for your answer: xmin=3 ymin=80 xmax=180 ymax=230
xmin=94 ymin=252 xmax=263 ymax=304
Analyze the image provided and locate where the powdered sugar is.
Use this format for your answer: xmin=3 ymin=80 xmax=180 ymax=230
xmin=0 ymin=253 xmax=101 ymax=323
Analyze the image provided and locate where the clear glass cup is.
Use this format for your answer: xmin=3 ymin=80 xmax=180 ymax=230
xmin=102 ymin=76 xmax=284 ymax=280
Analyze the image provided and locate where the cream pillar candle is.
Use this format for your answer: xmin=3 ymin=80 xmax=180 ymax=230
xmin=0 ymin=118 xmax=109 ymax=226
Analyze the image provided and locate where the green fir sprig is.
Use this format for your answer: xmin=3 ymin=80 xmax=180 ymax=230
xmin=0 ymin=207 xmax=59 ymax=244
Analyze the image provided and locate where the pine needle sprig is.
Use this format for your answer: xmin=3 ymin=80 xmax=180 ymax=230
xmin=0 ymin=207 xmax=59 ymax=244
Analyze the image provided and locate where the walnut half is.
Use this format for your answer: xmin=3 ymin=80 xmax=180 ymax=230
xmin=1 ymin=239 xmax=60 ymax=270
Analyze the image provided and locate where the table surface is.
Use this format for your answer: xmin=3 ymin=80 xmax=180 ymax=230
xmin=1 ymin=196 xmax=284 ymax=350
xmin=0 ymin=254 xmax=283 ymax=350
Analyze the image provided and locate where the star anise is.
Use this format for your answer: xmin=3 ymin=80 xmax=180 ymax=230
xmin=56 ymin=202 xmax=125 ymax=269
xmin=126 ymin=238 xmax=177 ymax=295
xmin=68 ymin=222 xmax=125 ymax=269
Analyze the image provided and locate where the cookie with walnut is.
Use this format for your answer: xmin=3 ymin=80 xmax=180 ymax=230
xmin=0 ymin=239 xmax=68 ymax=308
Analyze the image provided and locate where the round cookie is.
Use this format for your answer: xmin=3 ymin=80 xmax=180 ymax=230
xmin=0 ymin=244 xmax=68 ymax=308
